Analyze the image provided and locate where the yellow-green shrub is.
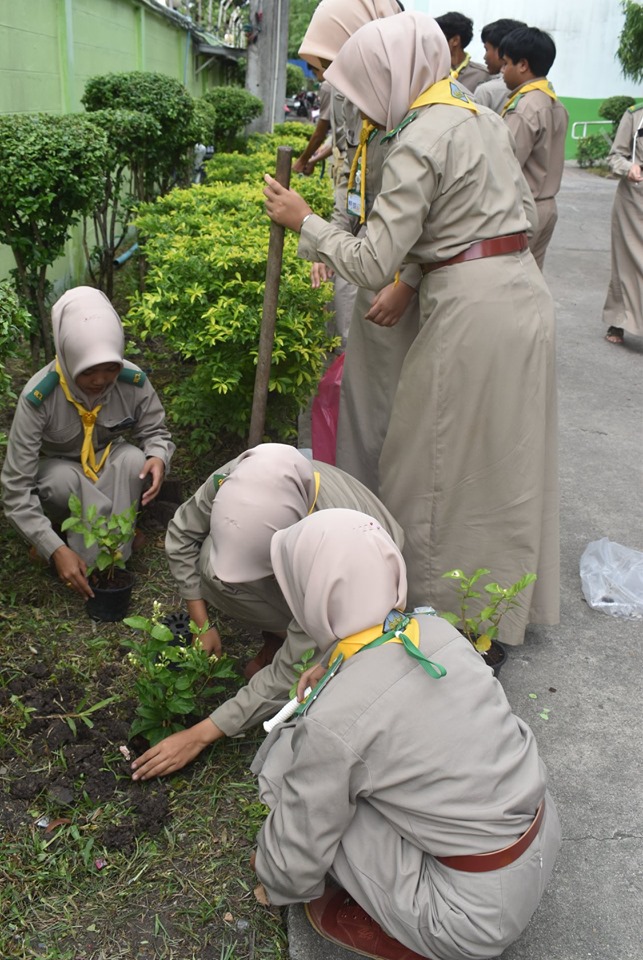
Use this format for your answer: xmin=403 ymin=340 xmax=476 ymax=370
xmin=127 ymin=165 xmax=335 ymax=451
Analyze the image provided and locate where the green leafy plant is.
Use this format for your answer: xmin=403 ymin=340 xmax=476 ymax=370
xmin=82 ymin=72 xmax=196 ymax=200
xmin=576 ymin=133 xmax=611 ymax=169
xmin=617 ymin=0 xmax=643 ymax=82
xmin=439 ymin=568 xmax=537 ymax=653
xmin=127 ymin=134 xmax=336 ymax=453
xmin=122 ymin=602 xmax=240 ymax=745
xmin=289 ymin=648 xmax=315 ymax=698
xmin=0 ymin=113 xmax=109 ymax=362
xmin=61 ymin=496 xmax=138 ymax=580
xmin=599 ymin=95 xmax=637 ymax=135
xmin=201 ymin=86 xmax=264 ymax=152
xmin=0 ymin=280 xmax=33 ymax=405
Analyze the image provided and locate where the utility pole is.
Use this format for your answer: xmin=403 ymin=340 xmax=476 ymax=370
xmin=245 ymin=0 xmax=290 ymax=133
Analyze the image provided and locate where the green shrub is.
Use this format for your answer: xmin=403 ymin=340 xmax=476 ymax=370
xmin=126 ymin=164 xmax=335 ymax=452
xmin=576 ymin=133 xmax=611 ymax=168
xmin=599 ymin=95 xmax=637 ymax=135
xmin=82 ymin=72 xmax=195 ymax=198
xmin=0 ymin=113 xmax=108 ymax=362
xmin=0 ymin=280 xmax=33 ymax=407
xmin=201 ymin=86 xmax=264 ymax=151
xmin=82 ymin=108 xmax=162 ymax=298
xmin=286 ymin=62 xmax=306 ymax=97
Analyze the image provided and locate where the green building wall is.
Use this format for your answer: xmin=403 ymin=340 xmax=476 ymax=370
xmin=0 ymin=0 xmax=224 ymax=283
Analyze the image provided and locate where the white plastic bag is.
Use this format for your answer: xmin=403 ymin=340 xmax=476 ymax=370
xmin=579 ymin=538 xmax=643 ymax=620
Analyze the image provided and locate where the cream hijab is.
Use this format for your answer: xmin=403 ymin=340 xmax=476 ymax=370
xmin=324 ymin=12 xmax=451 ymax=131
xmin=209 ymin=444 xmax=318 ymax=583
xmin=270 ymin=509 xmax=407 ymax=652
xmin=298 ymin=0 xmax=401 ymax=69
xmin=51 ymin=286 xmax=124 ymax=404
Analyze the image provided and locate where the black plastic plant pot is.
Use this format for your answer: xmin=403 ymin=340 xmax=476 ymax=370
xmin=156 ymin=611 xmax=192 ymax=669
xmin=482 ymin=639 xmax=508 ymax=679
xmin=86 ymin=571 xmax=135 ymax=622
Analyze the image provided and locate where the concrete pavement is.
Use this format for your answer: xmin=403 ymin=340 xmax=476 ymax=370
xmin=289 ymin=165 xmax=643 ymax=960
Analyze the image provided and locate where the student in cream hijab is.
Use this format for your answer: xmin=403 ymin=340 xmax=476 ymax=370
xmin=264 ymin=12 xmax=559 ymax=649
xmin=130 ymin=443 xmax=403 ymax=782
xmin=297 ymin=0 xmax=423 ymax=497
xmin=252 ymin=509 xmax=561 ymax=960
xmin=1 ymin=286 xmax=174 ymax=597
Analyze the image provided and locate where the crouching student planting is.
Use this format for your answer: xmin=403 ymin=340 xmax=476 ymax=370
xmin=251 ymin=509 xmax=561 ymax=960
xmin=1 ymin=286 xmax=174 ymax=598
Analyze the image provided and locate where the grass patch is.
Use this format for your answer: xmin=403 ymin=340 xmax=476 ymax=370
xmin=0 ymin=343 xmax=289 ymax=960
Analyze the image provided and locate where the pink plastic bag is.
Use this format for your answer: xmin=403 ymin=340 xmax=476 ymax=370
xmin=311 ymin=353 xmax=344 ymax=465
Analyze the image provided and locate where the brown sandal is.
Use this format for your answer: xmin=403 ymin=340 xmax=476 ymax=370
xmin=605 ymin=326 xmax=624 ymax=344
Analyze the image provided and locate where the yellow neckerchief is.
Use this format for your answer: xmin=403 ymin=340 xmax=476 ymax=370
xmin=347 ymin=120 xmax=376 ymax=224
xmin=410 ymin=77 xmax=479 ymax=114
xmin=501 ymin=78 xmax=557 ymax=117
xmin=308 ymin=471 xmax=321 ymax=514
xmin=55 ymin=358 xmax=112 ymax=483
xmin=450 ymin=52 xmax=470 ymax=81
xmin=328 ymin=617 xmax=420 ymax=667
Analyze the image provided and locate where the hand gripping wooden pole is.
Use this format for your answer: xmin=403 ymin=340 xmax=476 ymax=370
xmin=248 ymin=145 xmax=293 ymax=447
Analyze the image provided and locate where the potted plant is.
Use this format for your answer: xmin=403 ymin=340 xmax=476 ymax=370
xmin=61 ymin=495 xmax=138 ymax=622
xmin=439 ymin=568 xmax=537 ymax=677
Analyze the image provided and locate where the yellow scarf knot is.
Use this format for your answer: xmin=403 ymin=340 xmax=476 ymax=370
xmin=347 ymin=120 xmax=376 ymax=224
xmin=55 ymin=358 xmax=112 ymax=483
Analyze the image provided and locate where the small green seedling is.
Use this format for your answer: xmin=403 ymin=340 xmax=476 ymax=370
xmin=440 ymin=568 xmax=537 ymax=653
xmin=62 ymin=495 xmax=138 ymax=579
xmin=289 ymin=648 xmax=316 ymax=699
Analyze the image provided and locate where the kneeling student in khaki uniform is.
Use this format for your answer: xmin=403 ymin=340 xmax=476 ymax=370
xmin=130 ymin=443 xmax=402 ymax=781
xmin=252 ymin=509 xmax=561 ymax=960
xmin=1 ymin=286 xmax=175 ymax=598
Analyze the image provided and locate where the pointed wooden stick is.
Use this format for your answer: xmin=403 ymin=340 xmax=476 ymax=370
xmin=248 ymin=145 xmax=293 ymax=447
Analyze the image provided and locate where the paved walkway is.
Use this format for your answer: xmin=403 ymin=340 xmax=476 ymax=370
xmin=289 ymin=165 xmax=643 ymax=960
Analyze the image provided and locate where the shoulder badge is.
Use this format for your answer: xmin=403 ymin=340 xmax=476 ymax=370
xmin=504 ymin=94 xmax=524 ymax=114
xmin=628 ymin=101 xmax=643 ymax=113
xmin=118 ymin=367 xmax=147 ymax=387
xmin=25 ymin=370 xmax=59 ymax=407
xmin=212 ymin=473 xmax=227 ymax=492
xmin=382 ymin=111 xmax=419 ymax=143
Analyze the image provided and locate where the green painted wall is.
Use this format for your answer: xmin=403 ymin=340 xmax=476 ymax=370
xmin=0 ymin=0 xmax=225 ymax=283
xmin=561 ymin=96 xmax=613 ymax=160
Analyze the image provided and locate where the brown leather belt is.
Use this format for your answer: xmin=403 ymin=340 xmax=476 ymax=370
xmin=420 ymin=232 xmax=529 ymax=275
xmin=436 ymin=801 xmax=545 ymax=873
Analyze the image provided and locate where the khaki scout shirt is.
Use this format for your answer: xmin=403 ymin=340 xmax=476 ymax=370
xmin=608 ymin=105 xmax=643 ymax=176
xmin=503 ymin=81 xmax=569 ymax=201
xmin=457 ymin=58 xmax=489 ymax=93
xmin=255 ymin=614 xmax=547 ymax=905
xmin=475 ymin=74 xmax=511 ymax=114
xmin=329 ymin=98 xmax=423 ymax=289
xmin=165 ymin=458 xmax=404 ymax=737
xmin=299 ymin=104 xmax=536 ymax=291
xmin=1 ymin=360 xmax=174 ymax=559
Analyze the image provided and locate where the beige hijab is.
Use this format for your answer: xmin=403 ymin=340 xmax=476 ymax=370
xmin=209 ymin=444 xmax=318 ymax=583
xmin=270 ymin=509 xmax=407 ymax=652
xmin=298 ymin=0 xmax=401 ymax=69
xmin=51 ymin=286 xmax=124 ymax=402
xmin=324 ymin=12 xmax=451 ymax=131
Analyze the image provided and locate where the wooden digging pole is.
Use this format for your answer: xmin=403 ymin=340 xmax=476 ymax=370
xmin=248 ymin=145 xmax=293 ymax=447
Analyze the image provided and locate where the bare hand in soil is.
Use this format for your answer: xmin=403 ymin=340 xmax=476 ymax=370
xmin=139 ymin=456 xmax=166 ymax=506
xmin=52 ymin=544 xmax=94 ymax=598
xmin=131 ymin=719 xmax=223 ymax=780
xmin=196 ymin=625 xmax=222 ymax=657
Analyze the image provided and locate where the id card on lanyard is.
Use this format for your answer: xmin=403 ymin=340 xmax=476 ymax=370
xmin=346 ymin=189 xmax=362 ymax=218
